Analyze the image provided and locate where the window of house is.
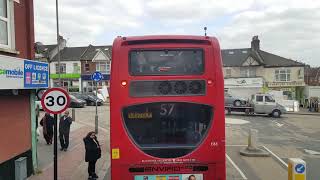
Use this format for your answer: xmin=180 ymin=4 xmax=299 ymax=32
xmin=0 ymin=0 xmax=14 ymax=49
xmin=55 ymin=63 xmax=66 ymax=74
xmin=256 ymin=96 xmax=263 ymax=102
xmin=275 ymin=69 xmax=291 ymax=82
xmin=106 ymin=61 xmax=111 ymax=74
xmin=96 ymin=62 xmax=107 ymax=73
xmin=298 ymin=69 xmax=303 ymax=79
xmin=225 ymin=69 xmax=231 ymax=78
xmin=73 ymin=63 xmax=79 ymax=73
xmin=240 ymin=67 xmax=256 ymax=77
xmin=85 ymin=63 xmax=90 ymax=72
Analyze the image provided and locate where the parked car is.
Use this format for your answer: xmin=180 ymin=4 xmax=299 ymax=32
xmin=224 ymin=93 xmax=247 ymax=107
xmin=69 ymin=94 xmax=86 ymax=108
xmin=71 ymin=93 xmax=103 ymax=106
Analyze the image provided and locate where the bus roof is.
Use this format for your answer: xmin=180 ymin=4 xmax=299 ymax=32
xmin=113 ymin=35 xmax=219 ymax=46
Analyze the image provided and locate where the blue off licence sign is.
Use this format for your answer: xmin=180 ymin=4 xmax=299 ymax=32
xmin=134 ymin=174 xmax=203 ymax=180
xmin=24 ymin=60 xmax=49 ymax=88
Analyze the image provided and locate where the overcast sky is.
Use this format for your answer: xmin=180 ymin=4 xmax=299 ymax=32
xmin=34 ymin=0 xmax=320 ymax=66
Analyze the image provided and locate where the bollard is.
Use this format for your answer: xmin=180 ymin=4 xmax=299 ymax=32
xmin=240 ymin=129 xmax=269 ymax=157
xmin=288 ymin=158 xmax=306 ymax=180
xmin=15 ymin=157 xmax=27 ymax=180
xmin=248 ymin=129 xmax=258 ymax=150
xmin=72 ymin=108 xmax=75 ymax=121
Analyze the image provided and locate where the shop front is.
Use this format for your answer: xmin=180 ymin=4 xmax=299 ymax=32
xmin=81 ymin=74 xmax=110 ymax=93
xmin=50 ymin=73 xmax=81 ymax=92
xmin=267 ymin=81 xmax=305 ymax=101
xmin=0 ymin=55 xmax=49 ymax=179
xmin=224 ymin=77 xmax=264 ymax=99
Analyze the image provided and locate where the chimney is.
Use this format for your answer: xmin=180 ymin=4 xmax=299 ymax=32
xmin=251 ymin=35 xmax=260 ymax=51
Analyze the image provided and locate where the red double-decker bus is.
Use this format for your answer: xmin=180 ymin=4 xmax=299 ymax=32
xmin=110 ymin=35 xmax=225 ymax=180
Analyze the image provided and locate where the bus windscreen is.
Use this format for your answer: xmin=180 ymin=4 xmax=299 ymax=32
xmin=129 ymin=49 xmax=204 ymax=75
xmin=122 ymin=102 xmax=213 ymax=158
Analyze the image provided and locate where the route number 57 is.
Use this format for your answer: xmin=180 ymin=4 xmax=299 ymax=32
xmin=160 ymin=104 xmax=175 ymax=116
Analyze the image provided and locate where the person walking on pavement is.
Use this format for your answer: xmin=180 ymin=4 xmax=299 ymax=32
xmin=83 ymin=131 xmax=101 ymax=179
xmin=40 ymin=113 xmax=54 ymax=145
xmin=59 ymin=110 xmax=73 ymax=151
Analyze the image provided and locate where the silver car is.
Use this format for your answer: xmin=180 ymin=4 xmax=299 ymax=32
xmin=224 ymin=93 xmax=247 ymax=107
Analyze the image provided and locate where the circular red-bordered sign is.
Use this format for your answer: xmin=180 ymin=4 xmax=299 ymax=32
xmin=41 ymin=88 xmax=70 ymax=114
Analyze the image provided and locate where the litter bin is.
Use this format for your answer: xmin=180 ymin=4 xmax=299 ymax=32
xmin=15 ymin=157 xmax=27 ymax=180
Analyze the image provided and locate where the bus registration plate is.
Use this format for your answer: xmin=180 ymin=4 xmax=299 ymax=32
xmin=134 ymin=174 xmax=203 ymax=180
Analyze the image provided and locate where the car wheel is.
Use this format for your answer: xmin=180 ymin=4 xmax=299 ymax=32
xmin=234 ymin=100 xmax=241 ymax=107
xmin=272 ymin=110 xmax=281 ymax=118
xmin=89 ymin=102 xmax=95 ymax=106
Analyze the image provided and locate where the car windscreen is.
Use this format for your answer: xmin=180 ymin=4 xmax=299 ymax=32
xmin=129 ymin=49 xmax=204 ymax=76
xmin=122 ymin=102 xmax=213 ymax=158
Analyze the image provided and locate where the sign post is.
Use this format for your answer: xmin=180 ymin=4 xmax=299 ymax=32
xmin=41 ymin=88 xmax=70 ymax=180
xmin=92 ymin=71 xmax=103 ymax=134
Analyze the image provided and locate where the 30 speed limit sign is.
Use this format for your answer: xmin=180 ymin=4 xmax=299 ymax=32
xmin=41 ymin=88 xmax=70 ymax=114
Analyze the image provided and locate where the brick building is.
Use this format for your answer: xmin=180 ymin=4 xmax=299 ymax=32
xmin=0 ymin=0 xmax=49 ymax=179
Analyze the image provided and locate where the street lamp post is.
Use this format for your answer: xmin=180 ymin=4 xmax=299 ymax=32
xmin=54 ymin=0 xmax=60 ymax=180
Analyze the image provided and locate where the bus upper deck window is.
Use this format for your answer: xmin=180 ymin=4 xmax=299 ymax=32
xmin=129 ymin=49 xmax=204 ymax=76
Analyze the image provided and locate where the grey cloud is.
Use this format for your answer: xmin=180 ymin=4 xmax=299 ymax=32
xmin=217 ymin=7 xmax=320 ymax=66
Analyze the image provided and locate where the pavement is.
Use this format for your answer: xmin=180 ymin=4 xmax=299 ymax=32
xmin=287 ymin=108 xmax=320 ymax=115
xmin=28 ymin=115 xmax=109 ymax=180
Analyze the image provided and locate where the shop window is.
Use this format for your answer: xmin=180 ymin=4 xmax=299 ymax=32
xmin=0 ymin=0 xmax=15 ymax=50
xmin=55 ymin=63 xmax=66 ymax=74
xmin=275 ymin=69 xmax=291 ymax=82
xmin=283 ymin=91 xmax=293 ymax=100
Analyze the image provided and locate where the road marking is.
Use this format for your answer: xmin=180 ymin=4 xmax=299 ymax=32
xmin=226 ymin=153 xmax=248 ymax=180
xmin=262 ymin=146 xmax=288 ymax=168
xmin=304 ymin=149 xmax=320 ymax=155
xmin=271 ymin=120 xmax=284 ymax=127
xmin=275 ymin=122 xmax=283 ymax=127
xmin=226 ymin=118 xmax=250 ymax=125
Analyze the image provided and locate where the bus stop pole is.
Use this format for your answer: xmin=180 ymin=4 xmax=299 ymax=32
xmin=95 ymin=81 xmax=98 ymax=134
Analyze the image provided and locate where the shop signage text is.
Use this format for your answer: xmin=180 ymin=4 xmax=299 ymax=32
xmin=224 ymin=77 xmax=264 ymax=88
xmin=0 ymin=55 xmax=49 ymax=89
xmin=268 ymin=81 xmax=305 ymax=87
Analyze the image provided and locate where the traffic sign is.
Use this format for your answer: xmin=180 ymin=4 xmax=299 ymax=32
xmin=41 ymin=88 xmax=70 ymax=114
xmin=295 ymin=164 xmax=305 ymax=174
xmin=92 ymin=71 xmax=103 ymax=82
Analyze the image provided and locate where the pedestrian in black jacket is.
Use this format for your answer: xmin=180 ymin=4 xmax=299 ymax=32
xmin=59 ymin=110 xmax=73 ymax=151
xmin=83 ymin=131 xmax=101 ymax=179
xmin=40 ymin=113 xmax=54 ymax=145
